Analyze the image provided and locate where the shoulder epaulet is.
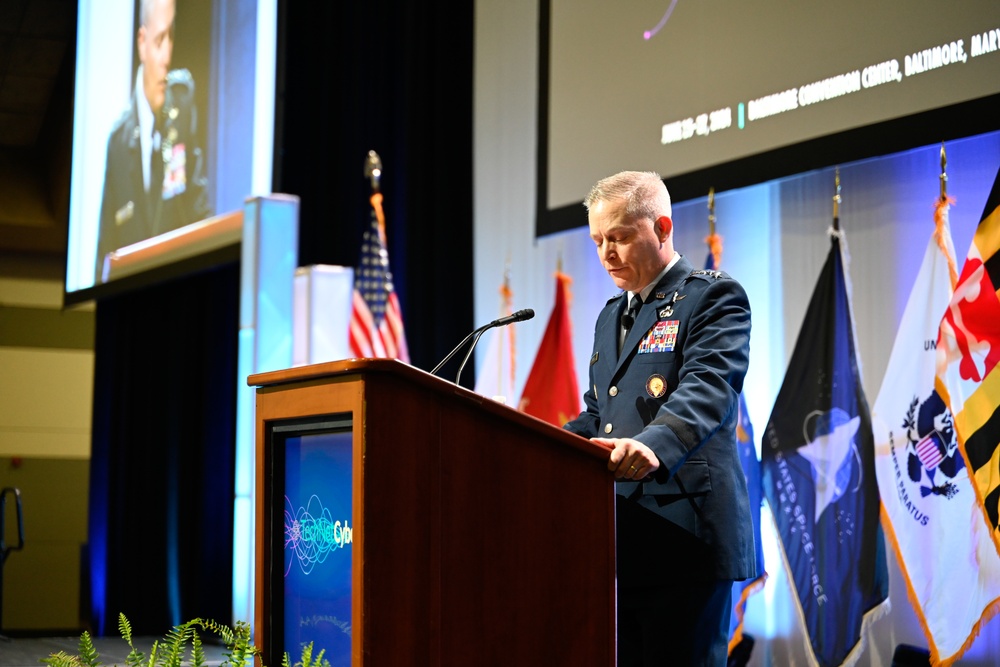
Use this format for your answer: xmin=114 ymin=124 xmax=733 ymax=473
xmin=606 ymin=291 xmax=626 ymax=305
xmin=687 ymin=269 xmax=726 ymax=281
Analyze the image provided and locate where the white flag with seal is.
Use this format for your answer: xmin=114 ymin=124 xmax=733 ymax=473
xmin=872 ymin=200 xmax=1000 ymax=666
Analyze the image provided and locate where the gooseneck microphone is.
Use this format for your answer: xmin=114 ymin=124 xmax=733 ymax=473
xmin=431 ymin=308 xmax=535 ymax=385
xmin=488 ymin=308 xmax=535 ymax=329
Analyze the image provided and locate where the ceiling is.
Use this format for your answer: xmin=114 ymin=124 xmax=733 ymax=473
xmin=0 ymin=0 xmax=76 ymax=279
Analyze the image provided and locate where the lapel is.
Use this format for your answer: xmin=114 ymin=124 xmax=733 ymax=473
xmin=122 ymin=105 xmax=151 ymax=232
xmin=613 ymin=255 xmax=693 ymax=375
xmin=595 ymin=293 xmax=625 ymax=379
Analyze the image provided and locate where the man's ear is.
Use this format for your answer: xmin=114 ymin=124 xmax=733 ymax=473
xmin=656 ymin=215 xmax=673 ymax=242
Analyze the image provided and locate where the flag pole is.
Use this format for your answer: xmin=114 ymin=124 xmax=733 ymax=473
xmin=705 ymin=187 xmax=723 ymax=269
xmin=934 ymin=142 xmax=960 ymax=287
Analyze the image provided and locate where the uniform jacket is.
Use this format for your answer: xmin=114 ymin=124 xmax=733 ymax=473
xmin=564 ymin=254 xmax=757 ymax=585
xmin=96 ymin=68 xmax=211 ymax=281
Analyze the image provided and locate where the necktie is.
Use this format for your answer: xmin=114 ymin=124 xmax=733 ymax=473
xmin=619 ymin=294 xmax=641 ymax=353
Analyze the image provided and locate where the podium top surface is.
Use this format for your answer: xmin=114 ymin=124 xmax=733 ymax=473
xmin=248 ymin=357 xmax=611 ymax=462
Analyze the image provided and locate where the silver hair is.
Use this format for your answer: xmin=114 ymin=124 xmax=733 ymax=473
xmin=583 ymin=170 xmax=672 ymax=222
xmin=139 ymin=0 xmax=153 ymax=26
xmin=139 ymin=0 xmax=171 ymax=27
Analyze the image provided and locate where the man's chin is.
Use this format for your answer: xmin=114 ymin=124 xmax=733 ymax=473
xmin=145 ymin=84 xmax=167 ymax=114
xmin=609 ymin=277 xmax=632 ymax=291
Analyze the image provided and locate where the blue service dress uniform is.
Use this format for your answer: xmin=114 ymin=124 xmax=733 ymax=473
xmin=96 ymin=68 xmax=211 ymax=282
xmin=564 ymin=254 xmax=758 ymax=587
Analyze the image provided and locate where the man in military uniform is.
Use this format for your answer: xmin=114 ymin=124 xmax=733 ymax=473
xmin=563 ymin=171 xmax=756 ymax=666
xmin=96 ymin=0 xmax=210 ymax=282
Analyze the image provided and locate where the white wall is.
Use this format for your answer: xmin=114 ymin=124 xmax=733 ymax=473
xmin=474 ymin=0 xmax=1000 ymax=664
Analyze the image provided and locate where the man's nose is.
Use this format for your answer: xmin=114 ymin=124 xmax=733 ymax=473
xmin=160 ymin=39 xmax=173 ymax=63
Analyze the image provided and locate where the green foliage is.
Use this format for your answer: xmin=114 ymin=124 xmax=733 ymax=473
xmin=42 ymin=613 xmax=331 ymax=667
xmin=78 ymin=630 xmax=102 ymax=667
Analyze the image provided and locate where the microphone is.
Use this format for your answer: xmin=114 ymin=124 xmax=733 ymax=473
xmin=430 ymin=308 xmax=535 ymax=385
xmin=489 ymin=308 xmax=535 ymax=328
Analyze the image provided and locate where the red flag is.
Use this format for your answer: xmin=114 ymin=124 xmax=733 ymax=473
xmin=349 ymin=192 xmax=410 ymax=362
xmin=518 ymin=271 xmax=580 ymax=426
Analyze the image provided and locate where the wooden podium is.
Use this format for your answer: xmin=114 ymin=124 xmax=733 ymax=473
xmin=249 ymin=358 xmax=615 ymax=666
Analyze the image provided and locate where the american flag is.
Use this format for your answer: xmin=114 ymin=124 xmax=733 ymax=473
xmin=349 ymin=192 xmax=409 ymax=362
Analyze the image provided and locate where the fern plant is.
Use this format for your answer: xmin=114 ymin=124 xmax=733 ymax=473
xmin=41 ymin=613 xmax=331 ymax=667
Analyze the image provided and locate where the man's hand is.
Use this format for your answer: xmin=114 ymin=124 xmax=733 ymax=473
xmin=592 ymin=437 xmax=660 ymax=480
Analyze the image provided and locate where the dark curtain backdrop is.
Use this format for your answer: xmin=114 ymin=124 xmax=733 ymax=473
xmin=275 ymin=0 xmax=475 ymax=376
xmin=89 ymin=264 xmax=239 ymax=634
xmin=88 ymin=0 xmax=474 ymax=635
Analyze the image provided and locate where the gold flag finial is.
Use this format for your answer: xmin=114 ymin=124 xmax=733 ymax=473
xmin=832 ymin=168 xmax=841 ymax=230
xmin=707 ymin=187 xmax=716 ymax=236
xmin=940 ymin=141 xmax=948 ymax=201
xmin=364 ymin=150 xmax=382 ymax=193
xmin=364 ymin=150 xmax=386 ymax=241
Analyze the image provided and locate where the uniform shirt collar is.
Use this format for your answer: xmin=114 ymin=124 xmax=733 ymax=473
xmin=631 ymin=252 xmax=680 ymax=305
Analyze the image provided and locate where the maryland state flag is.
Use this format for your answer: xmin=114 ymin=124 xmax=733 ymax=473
xmin=936 ymin=166 xmax=1000 ymax=556
xmin=518 ymin=271 xmax=581 ymax=427
xmin=761 ymin=230 xmax=889 ymax=667
xmin=703 ymin=230 xmax=767 ymax=656
xmin=874 ymin=197 xmax=1000 ymax=666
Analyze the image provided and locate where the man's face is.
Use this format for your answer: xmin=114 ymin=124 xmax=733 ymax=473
xmin=588 ymin=198 xmax=672 ymax=292
xmin=137 ymin=0 xmax=175 ymax=114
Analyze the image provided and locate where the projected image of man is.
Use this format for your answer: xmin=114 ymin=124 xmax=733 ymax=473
xmin=96 ymin=0 xmax=211 ymax=282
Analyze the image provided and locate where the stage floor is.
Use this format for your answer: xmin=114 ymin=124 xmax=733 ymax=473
xmin=0 ymin=635 xmax=229 ymax=667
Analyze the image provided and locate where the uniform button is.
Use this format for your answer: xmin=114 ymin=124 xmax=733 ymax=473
xmin=609 ymin=386 xmax=618 ymax=397
xmin=604 ymin=423 xmax=613 ymax=434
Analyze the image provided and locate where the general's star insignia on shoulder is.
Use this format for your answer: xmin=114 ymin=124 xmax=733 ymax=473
xmin=690 ymin=269 xmax=723 ymax=279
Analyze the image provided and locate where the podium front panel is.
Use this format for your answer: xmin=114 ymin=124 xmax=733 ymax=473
xmin=269 ymin=417 xmax=354 ymax=667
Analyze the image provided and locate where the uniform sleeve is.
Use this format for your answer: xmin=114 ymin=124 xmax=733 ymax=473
xmin=96 ymin=128 xmax=123 ymax=282
xmin=563 ymin=364 xmax=600 ymax=438
xmin=635 ymin=276 xmax=751 ymax=478
xmin=563 ymin=320 xmax=605 ymax=439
